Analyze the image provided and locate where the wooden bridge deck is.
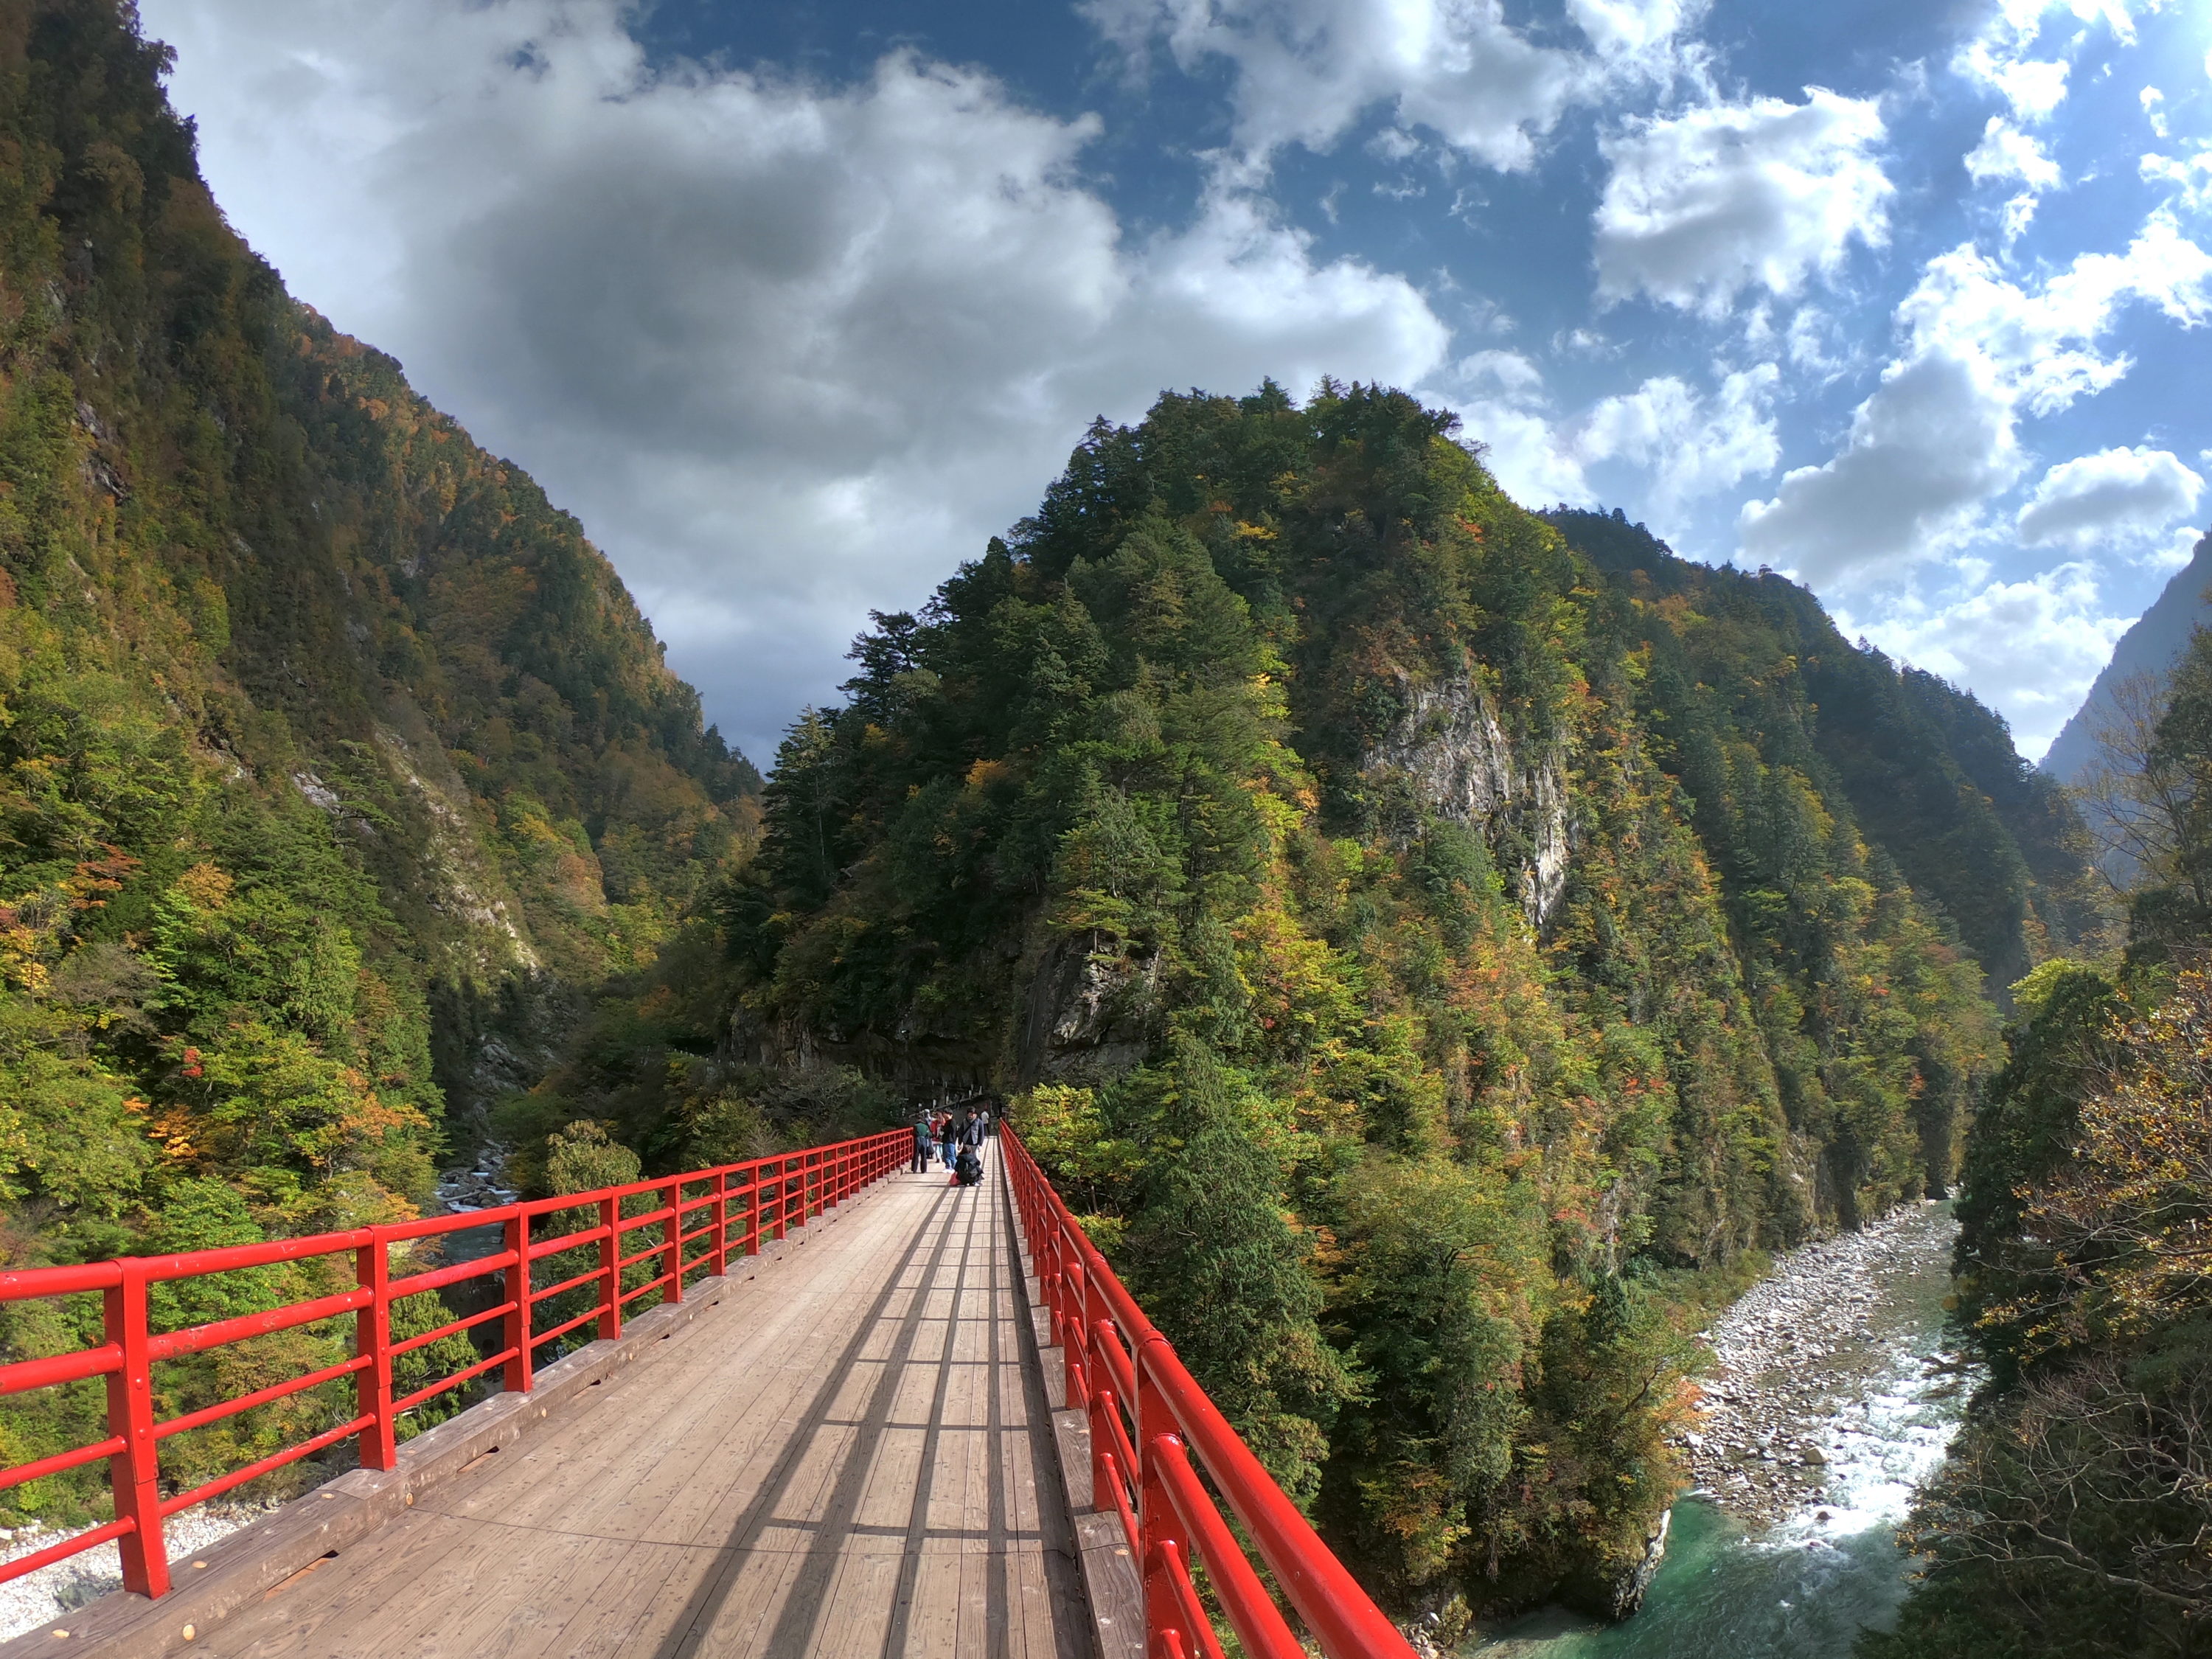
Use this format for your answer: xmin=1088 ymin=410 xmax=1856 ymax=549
xmin=193 ymin=1150 xmax=1088 ymax=1658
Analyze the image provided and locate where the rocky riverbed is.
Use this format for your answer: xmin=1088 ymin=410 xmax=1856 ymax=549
xmin=436 ymin=1142 xmax=518 ymax=1214
xmin=0 ymin=1504 xmax=271 ymax=1642
xmin=1677 ymin=1200 xmax=1967 ymax=1526
xmin=1462 ymin=1200 xmax=1972 ymax=1657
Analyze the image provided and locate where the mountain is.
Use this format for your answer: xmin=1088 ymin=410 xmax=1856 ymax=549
xmin=695 ymin=392 xmax=2096 ymax=1620
xmin=0 ymin=0 xmax=2110 ymax=1624
xmin=0 ymin=0 xmax=758 ymax=1282
xmin=2040 ymin=530 xmax=2212 ymax=783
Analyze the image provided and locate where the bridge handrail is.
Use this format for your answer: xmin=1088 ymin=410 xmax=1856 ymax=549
xmin=0 ymin=1125 xmax=911 ymax=1599
xmin=999 ymin=1124 xmax=1416 ymax=1659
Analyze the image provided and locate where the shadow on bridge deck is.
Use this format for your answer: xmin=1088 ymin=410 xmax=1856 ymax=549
xmin=195 ymin=1150 xmax=1088 ymax=1658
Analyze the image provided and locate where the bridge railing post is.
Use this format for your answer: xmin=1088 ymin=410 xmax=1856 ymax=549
xmin=503 ymin=1212 xmax=533 ymax=1392
xmin=1062 ymin=1237 xmax=1090 ymax=1412
xmin=356 ymin=1233 xmax=396 ymax=1470
xmin=1037 ymin=1211 xmax=1060 ymax=1343
xmin=104 ymin=1261 xmax=167 ymax=1598
xmin=1089 ymin=1318 xmax=1121 ymax=1528
xmin=661 ymin=1180 xmax=683 ymax=1304
xmin=1135 ymin=1353 xmax=1194 ymax=1658
xmin=710 ymin=1169 xmax=729 ymax=1276
xmin=597 ymin=1194 xmax=620 ymax=1339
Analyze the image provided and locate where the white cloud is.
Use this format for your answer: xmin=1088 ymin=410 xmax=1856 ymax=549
xmin=1895 ymin=218 xmax=2212 ymax=419
xmin=2143 ymin=147 xmax=2212 ymax=216
xmin=1952 ymin=0 xmax=2088 ymax=124
xmin=1578 ymin=366 xmax=1781 ymax=511
xmin=1953 ymin=0 xmax=2165 ymax=124
xmin=2141 ymin=86 xmax=2169 ymax=140
xmin=1965 ymin=116 xmax=2062 ymax=192
xmin=1433 ymin=352 xmax=1590 ymax=506
xmin=1433 ymin=355 xmax=1781 ymax=519
xmin=2153 ymin=524 xmax=2205 ymax=571
xmin=1739 ymin=350 xmax=2017 ymax=580
xmin=1740 ymin=209 xmax=2212 ymax=582
xmin=1081 ymin=0 xmax=1701 ymax=172
xmin=145 ymin=0 xmax=1452 ymax=760
xmin=1594 ymin=89 xmax=1891 ymax=315
xmin=1566 ymin=0 xmax=1699 ymax=60
xmin=1846 ymin=563 xmax=2134 ymax=759
xmin=2017 ymin=445 xmax=2205 ymax=548
xmin=1961 ymin=50 xmax=2071 ymax=122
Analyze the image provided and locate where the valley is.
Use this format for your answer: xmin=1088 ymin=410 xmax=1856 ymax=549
xmin=0 ymin=6 xmax=2202 ymax=1657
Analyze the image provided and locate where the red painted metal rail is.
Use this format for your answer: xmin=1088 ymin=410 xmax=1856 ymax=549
xmin=1000 ymin=1124 xmax=1417 ymax=1659
xmin=0 ymin=1127 xmax=909 ymax=1599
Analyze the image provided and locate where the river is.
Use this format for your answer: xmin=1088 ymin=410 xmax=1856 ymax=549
xmin=1467 ymin=1202 xmax=1969 ymax=1658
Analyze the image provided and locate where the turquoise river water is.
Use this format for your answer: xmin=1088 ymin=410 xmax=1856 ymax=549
xmin=1469 ymin=1208 xmax=1968 ymax=1658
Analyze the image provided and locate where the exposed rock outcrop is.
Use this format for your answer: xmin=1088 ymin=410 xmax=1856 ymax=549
xmin=1017 ymin=933 xmax=1160 ymax=1085
xmin=1363 ymin=672 xmax=1573 ymax=925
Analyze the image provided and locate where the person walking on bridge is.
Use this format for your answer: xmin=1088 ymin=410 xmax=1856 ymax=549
xmin=910 ymin=1117 xmax=931 ymax=1174
xmin=937 ymin=1113 xmax=959 ymax=1174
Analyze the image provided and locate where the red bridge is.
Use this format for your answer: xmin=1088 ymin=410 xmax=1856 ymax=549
xmin=0 ymin=1127 xmax=1417 ymax=1658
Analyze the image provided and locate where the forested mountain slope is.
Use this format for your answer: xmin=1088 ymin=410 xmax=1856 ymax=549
xmin=0 ymin=0 xmax=757 ymax=1282
xmin=2041 ymin=529 xmax=2212 ymax=784
xmin=1868 ymin=622 xmax=2212 ymax=1659
xmin=718 ymin=388 xmax=2098 ymax=1618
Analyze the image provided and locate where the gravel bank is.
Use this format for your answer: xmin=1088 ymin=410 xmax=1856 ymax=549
xmin=1679 ymin=1200 xmax=1965 ymax=1526
xmin=0 ymin=1504 xmax=270 ymax=1642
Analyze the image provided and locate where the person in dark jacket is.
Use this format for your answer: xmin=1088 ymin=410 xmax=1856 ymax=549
xmin=910 ymin=1119 xmax=932 ymax=1174
xmin=939 ymin=1114 xmax=959 ymax=1175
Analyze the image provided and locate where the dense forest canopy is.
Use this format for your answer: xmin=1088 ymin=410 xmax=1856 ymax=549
xmin=709 ymin=383 xmax=2097 ymax=1616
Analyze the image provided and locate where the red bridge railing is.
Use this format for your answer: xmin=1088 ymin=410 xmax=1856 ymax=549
xmin=1000 ymin=1124 xmax=1416 ymax=1659
xmin=0 ymin=1127 xmax=909 ymax=1599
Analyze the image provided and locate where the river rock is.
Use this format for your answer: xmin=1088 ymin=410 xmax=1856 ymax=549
xmin=1672 ymin=1200 xmax=1961 ymax=1526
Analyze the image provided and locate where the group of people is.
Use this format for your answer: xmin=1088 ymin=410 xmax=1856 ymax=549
xmin=911 ymin=1105 xmax=990 ymax=1186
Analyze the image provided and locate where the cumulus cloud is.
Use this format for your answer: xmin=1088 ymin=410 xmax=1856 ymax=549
xmin=1433 ymin=351 xmax=1590 ymax=507
xmin=2143 ymin=147 xmax=2212 ymax=217
xmin=1578 ymin=366 xmax=1781 ymax=511
xmin=144 ymin=0 xmax=1450 ymax=759
xmin=2017 ymin=445 xmax=2205 ymax=549
xmin=1965 ymin=116 xmax=2061 ymax=191
xmin=1082 ymin=0 xmax=1700 ymax=171
xmin=1739 ymin=210 xmax=2212 ymax=581
xmin=1739 ymin=352 xmax=2017 ymax=580
xmin=1900 ymin=212 xmax=2212 ymax=412
xmin=1959 ymin=46 xmax=2070 ymax=122
xmin=1955 ymin=0 xmax=2164 ymax=125
xmin=1954 ymin=0 xmax=2073 ymax=122
xmin=1433 ymin=353 xmax=1780 ymax=519
xmin=1846 ymin=562 xmax=2134 ymax=759
xmin=1594 ymin=89 xmax=1891 ymax=315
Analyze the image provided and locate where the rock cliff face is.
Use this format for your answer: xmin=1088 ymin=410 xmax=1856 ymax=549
xmin=1364 ymin=672 xmax=1572 ymax=926
xmin=1018 ymin=933 xmax=1160 ymax=1085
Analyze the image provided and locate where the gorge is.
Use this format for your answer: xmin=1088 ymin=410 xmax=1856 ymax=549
xmin=0 ymin=5 xmax=2195 ymax=1658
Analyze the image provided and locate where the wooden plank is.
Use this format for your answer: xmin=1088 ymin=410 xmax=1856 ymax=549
xmin=173 ymin=1164 xmax=1089 ymax=1659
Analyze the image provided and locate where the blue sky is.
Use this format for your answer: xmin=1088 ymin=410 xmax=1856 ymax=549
xmin=141 ymin=0 xmax=2212 ymax=767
